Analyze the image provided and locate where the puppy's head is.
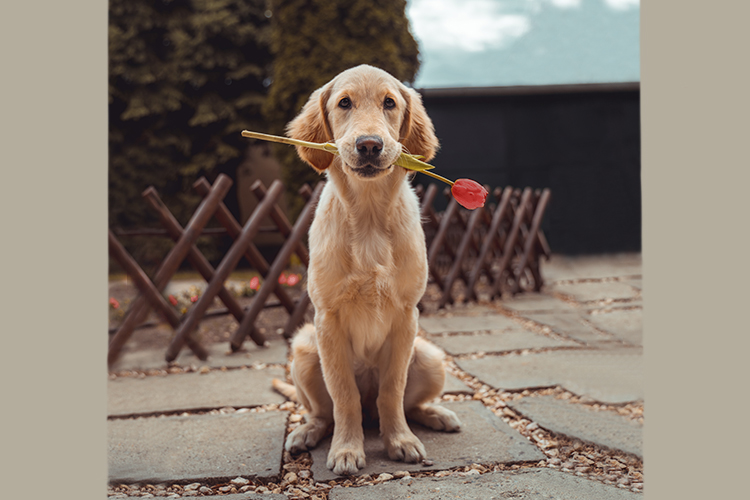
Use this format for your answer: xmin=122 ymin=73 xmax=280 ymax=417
xmin=286 ymin=65 xmax=439 ymax=180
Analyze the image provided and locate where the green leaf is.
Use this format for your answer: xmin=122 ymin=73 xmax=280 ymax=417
xmin=394 ymin=153 xmax=435 ymax=171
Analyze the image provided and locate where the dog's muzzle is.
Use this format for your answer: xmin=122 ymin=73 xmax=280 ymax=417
xmin=356 ymin=135 xmax=384 ymax=159
xmin=345 ymin=135 xmax=394 ymax=177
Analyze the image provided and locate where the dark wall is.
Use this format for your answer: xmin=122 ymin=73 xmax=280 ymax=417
xmin=418 ymin=88 xmax=641 ymax=255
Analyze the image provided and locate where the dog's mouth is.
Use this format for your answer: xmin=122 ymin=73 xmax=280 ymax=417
xmin=349 ymin=163 xmax=392 ymax=178
xmin=336 ymin=136 xmax=400 ymax=179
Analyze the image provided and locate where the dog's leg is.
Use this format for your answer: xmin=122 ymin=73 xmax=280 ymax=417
xmin=284 ymin=325 xmax=334 ymax=453
xmin=316 ymin=312 xmax=367 ymax=475
xmin=377 ymin=307 xmax=427 ymax=462
xmin=404 ymin=337 xmax=462 ymax=432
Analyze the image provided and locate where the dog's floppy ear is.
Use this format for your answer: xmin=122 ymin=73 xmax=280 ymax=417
xmin=399 ymin=86 xmax=439 ymax=162
xmin=286 ymin=84 xmax=335 ymax=173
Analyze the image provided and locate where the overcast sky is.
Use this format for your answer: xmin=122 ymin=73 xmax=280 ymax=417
xmin=406 ymin=0 xmax=640 ymax=88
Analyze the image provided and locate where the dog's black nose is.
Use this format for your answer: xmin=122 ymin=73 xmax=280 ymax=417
xmin=356 ymin=135 xmax=383 ymax=156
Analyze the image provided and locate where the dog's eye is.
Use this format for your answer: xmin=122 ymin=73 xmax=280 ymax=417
xmin=384 ymin=97 xmax=396 ymax=110
xmin=338 ymin=97 xmax=352 ymax=109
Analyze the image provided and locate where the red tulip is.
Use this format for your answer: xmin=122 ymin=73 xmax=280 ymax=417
xmin=249 ymin=276 xmax=260 ymax=290
xmin=168 ymin=294 xmax=178 ymax=306
xmin=190 ymin=295 xmax=198 ymax=303
xmin=109 ymin=297 xmax=120 ymax=309
xmin=286 ymin=273 xmax=300 ymax=286
xmin=451 ymin=179 xmax=488 ymax=209
xmin=278 ymin=272 xmax=288 ymax=285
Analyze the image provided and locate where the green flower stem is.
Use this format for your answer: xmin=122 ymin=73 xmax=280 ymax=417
xmin=416 ymin=169 xmax=455 ymax=187
xmin=241 ymin=130 xmax=339 ymax=154
xmin=241 ymin=129 xmax=455 ymax=186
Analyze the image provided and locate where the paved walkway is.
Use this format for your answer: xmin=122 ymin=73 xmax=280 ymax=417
xmin=108 ymin=253 xmax=643 ymax=498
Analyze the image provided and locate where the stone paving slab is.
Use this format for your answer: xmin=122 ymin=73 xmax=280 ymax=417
xmin=443 ymin=372 xmax=473 ymax=394
xmin=508 ymin=395 xmax=643 ymax=458
xmin=108 ymin=411 xmax=288 ymax=484
xmin=108 ymin=368 xmax=286 ymax=417
xmin=623 ymin=278 xmax=642 ymax=290
xmin=427 ymin=303 xmax=497 ymax=316
xmin=430 ymin=330 xmax=579 ymax=355
xmin=419 ymin=314 xmax=521 ymax=334
xmin=521 ymin=312 xmax=613 ymax=345
xmin=328 ymin=468 xmax=640 ymax=499
xmin=548 ymin=281 xmax=641 ymax=303
xmin=309 ymin=400 xmax=544 ymax=482
xmin=540 ymin=253 xmax=642 ymax=282
xmin=110 ymin=338 xmax=289 ymax=372
xmin=456 ymin=348 xmax=643 ymax=404
xmin=584 ymin=309 xmax=643 ymax=346
xmin=497 ymin=293 xmax=579 ymax=314
xmin=597 ymin=299 xmax=643 ymax=309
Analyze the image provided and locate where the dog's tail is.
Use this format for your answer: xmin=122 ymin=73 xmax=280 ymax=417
xmin=272 ymin=378 xmax=298 ymax=402
xmin=271 ymin=322 xmax=315 ymax=402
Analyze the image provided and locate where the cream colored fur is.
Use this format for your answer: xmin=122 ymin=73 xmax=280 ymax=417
xmin=277 ymin=65 xmax=460 ymax=476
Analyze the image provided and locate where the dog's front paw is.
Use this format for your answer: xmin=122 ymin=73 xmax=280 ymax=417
xmin=384 ymin=431 xmax=426 ymax=463
xmin=327 ymin=446 xmax=366 ymax=476
xmin=285 ymin=418 xmax=330 ymax=454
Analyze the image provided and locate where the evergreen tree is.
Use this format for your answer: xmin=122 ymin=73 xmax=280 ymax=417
xmin=109 ymin=0 xmax=272 ymax=264
xmin=262 ymin=0 xmax=420 ymax=212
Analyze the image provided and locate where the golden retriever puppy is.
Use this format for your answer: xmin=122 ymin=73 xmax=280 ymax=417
xmin=279 ymin=64 xmax=460 ymax=476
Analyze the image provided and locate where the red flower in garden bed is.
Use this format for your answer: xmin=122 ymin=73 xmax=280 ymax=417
xmin=286 ymin=273 xmax=300 ymax=287
xmin=249 ymin=276 xmax=260 ymax=291
xmin=278 ymin=272 xmax=302 ymax=287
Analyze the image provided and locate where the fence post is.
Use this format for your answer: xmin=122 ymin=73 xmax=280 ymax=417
xmin=108 ymin=231 xmax=208 ymax=361
xmin=164 ymin=180 xmax=285 ymax=362
xmin=142 ymin=187 xmax=247 ymax=324
xmin=193 ymin=177 xmax=297 ymax=315
xmin=229 ymin=181 xmax=324 ymax=352
xmin=107 ymin=174 xmax=233 ymax=366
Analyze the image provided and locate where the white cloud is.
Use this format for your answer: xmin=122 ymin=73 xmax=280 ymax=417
xmin=603 ymin=0 xmax=639 ymax=10
xmin=547 ymin=0 xmax=582 ymax=8
xmin=408 ymin=0 xmax=531 ymax=53
xmin=525 ymin=0 xmax=581 ymax=13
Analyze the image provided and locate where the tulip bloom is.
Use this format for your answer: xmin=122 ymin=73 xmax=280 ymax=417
xmin=451 ymin=179 xmax=488 ymax=210
xmin=417 ymin=170 xmax=488 ymax=209
xmin=168 ymin=294 xmax=178 ymax=306
xmin=109 ymin=297 xmax=120 ymax=309
xmin=241 ymin=130 xmax=488 ymax=209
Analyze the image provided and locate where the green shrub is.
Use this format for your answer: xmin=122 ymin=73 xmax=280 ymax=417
xmin=108 ymin=0 xmax=272 ymax=266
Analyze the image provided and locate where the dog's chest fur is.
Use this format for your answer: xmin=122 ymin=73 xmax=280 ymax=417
xmin=307 ymin=171 xmax=428 ymax=361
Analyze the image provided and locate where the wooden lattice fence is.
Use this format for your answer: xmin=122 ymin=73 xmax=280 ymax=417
xmin=417 ymin=183 xmax=551 ymax=308
xmin=108 ymin=177 xmax=550 ymax=365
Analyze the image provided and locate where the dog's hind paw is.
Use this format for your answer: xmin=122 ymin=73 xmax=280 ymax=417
xmin=285 ymin=418 xmax=330 ymax=454
xmin=407 ymin=404 xmax=462 ymax=432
